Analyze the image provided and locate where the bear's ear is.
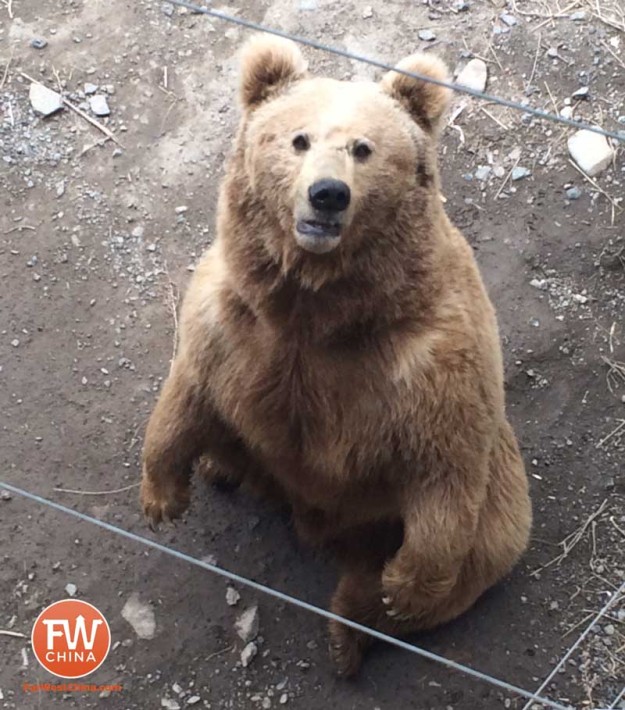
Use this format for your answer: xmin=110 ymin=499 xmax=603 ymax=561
xmin=380 ymin=54 xmax=451 ymax=134
xmin=239 ymin=35 xmax=308 ymax=111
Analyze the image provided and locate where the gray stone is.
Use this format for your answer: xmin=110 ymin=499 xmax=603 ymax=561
xmin=511 ymin=166 xmax=531 ymax=181
xmin=89 ymin=94 xmax=110 ymax=116
xmin=546 ymin=47 xmax=558 ymax=58
xmin=572 ymin=86 xmax=589 ymax=100
xmin=500 ymin=13 xmax=517 ymax=26
xmin=240 ymin=642 xmax=258 ymax=668
xmin=122 ymin=593 xmax=156 ymax=639
xmin=29 ymin=83 xmax=64 ymax=117
xmin=84 ymin=82 xmax=98 ymax=95
xmin=570 ymin=10 xmax=586 ymax=20
xmin=567 ymin=129 xmax=614 ymax=177
xmin=565 ymin=186 xmax=582 ymax=200
xmin=235 ymin=606 xmax=259 ymax=643
xmin=418 ymin=29 xmax=436 ymax=41
xmin=474 ymin=166 xmax=491 ymax=181
xmin=456 ymin=58 xmax=487 ymax=92
xmin=161 ymin=2 xmax=174 ymax=16
xmin=31 ymin=38 xmax=48 ymax=49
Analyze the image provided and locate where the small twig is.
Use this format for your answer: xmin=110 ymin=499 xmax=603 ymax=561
xmin=79 ymin=137 xmax=111 ymax=157
xmin=0 ymin=630 xmax=27 ymax=638
xmin=19 ymin=71 xmax=124 ymax=148
xmin=531 ymin=499 xmax=608 ymax=575
xmin=532 ymin=0 xmax=582 ymax=31
xmin=494 ymin=155 xmax=521 ymax=200
xmin=569 ymin=159 xmax=622 ymax=219
xmin=0 ymin=53 xmax=12 ymax=90
xmin=4 ymin=224 xmax=36 ymax=234
xmin=205 ymin=645 xmax=234 ymax=662
xmin=480 ymin=106 xmax=510 ymax=130
xmin=53 ymin=483 xmax=140 ymax=496
xmin=487 ymin=43 xmax=504 ymax=72
xmin=543 ymin=81 xmax=559 ymax=116
xmin=610 ymin=516 xmax=625 ymax=539
xmin=526 ymin=33 xmax=542 ymax=91
xmin=602 ymin=41 xmax=625 ymax=70
xmin=595 ymin=419 xmax=625 ymax=449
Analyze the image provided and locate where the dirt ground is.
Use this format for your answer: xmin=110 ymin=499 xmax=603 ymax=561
xmin=1 ymin=0 xmax=624 ymax=708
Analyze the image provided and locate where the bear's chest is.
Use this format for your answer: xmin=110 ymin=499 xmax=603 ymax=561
xmin=212 ymin=312 xmax=393 ymax=491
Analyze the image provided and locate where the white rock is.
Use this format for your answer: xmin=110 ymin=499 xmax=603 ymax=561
xmin=65 ymin=583 xmax=77 ymax=597
xmin=456 ymin=59 xmax=487 ymax=93
xmin=161 ymin=699 xmax=181 ymax=710
xmin=418 ymin=29 xmax=436 ymax=41
xmin=89 ymin=94 xmax=110 ymax=116
xmin=235 ymin=605 xmax=259 ymax=642
xmin=226 ymin=586 xmax=241 ymax=607
xmin=240 ymin=642 xmax=258 ymax=667
xmin=362 ymin=5 xmax=373 ymax=18
xmin=187 ymin=697 xmax=201 ymax=706
xmin=29 ymin=83 xmax=63 ymax=116
xmin=122 ymin=593 xmax=156 ymax=639
xmin=84 ymin=82 xmax=98 ymax=95
xmin=560 ymin=106 xmax=573 ymax=120
xmin=567 ymin=129 xmax=614 ymax=177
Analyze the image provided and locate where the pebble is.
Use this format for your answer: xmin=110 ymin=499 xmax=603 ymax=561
xmin=240 ymin=642 xmax=258 ymax=668
xmin=565 ymin=186 xmax=582 ymax=200
xmin=456 ymin=58 xmax=487 ymax=92
xmin=84 ymin=82 xmax=98 ymax=95
xmin=418 ymin=29 xmax=436 ymax=41
xmin=571 ymin=86 xmax=589 ymax=100
xmin=474 ymin=166 xmax=491 ymax=181
xmin=604 ymin=624 xmax=615 ymax=636
xmin=122 ymin=593 xmax=156 ymax=639
xmin=56 ymin=181 xmax=65 ymax=197
xmin=175 ymin=205 xmax=188 ymax=214
xmin=226 ymin=586 xmax=241 ymax=606
xmin=362 ymin=5 xmax=373 ymax=19
xmin=90 ymin=95 xmax=111 ymax=116
xmin=161 ymin=2 xmax=174 ymax=16
xmin=235 ymin=606 xmax=259 ymax=643
xmin=29 ymin=83 xmax=64 ymax=117
xmin=187 ymin=697 xmax=201 ymax=706
xmin=65 ymin=583 xmax=77 ymax=597
xmin=161 ymin=699 xmax=181 ymax=710
xmin=511 ymin=166 xmax=531 ymax=181
xmin=280 ymin=694 xmax=288 ymax=705
xmin=570 ymin=10 xmax=586 ymax=21
xmin=546 ymin=47 xmax=558 ymax=58
xmin=1 ymin=490 xmax=12 ymax=501
xmin=453 ymin=0 xmax=469 ymax=11
xmin=567 ymin=129 xmax=614 ymax=177
xmin=500 ymin=13 xmax=517 ymax=26
xmin=560 ymin=106 xmax=574 ymax=120
xmin=31 ymin=38 xmax=48 ymax=50
xmin=11 ymin=339 xmax=20 ymax=348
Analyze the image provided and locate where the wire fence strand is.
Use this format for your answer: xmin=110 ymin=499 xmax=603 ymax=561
xmin=521 ymin=579 xmax=625 ymax=710
xmin=0 ymin=479 xmax=572 ymax=710
xmin=165 ymin=0 xmax=625 ymax=144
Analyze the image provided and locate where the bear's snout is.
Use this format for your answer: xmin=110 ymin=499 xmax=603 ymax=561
xmin=308 ymin=179 xmax=351 ymax=213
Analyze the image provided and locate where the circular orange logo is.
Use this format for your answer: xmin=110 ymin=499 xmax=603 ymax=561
xmin=31 ymin=600 xmax=111 ymax=679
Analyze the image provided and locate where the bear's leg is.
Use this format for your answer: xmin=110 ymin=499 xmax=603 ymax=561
xmin=141 ymin=361 xmax=213 ymax=526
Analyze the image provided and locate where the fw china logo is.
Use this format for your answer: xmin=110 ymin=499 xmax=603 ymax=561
xmin=31 ymin=600 xmax=111 ymax=678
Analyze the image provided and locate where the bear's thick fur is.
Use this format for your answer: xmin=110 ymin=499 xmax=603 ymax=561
xmin=141 ymin=35 xmax=532 ymax=676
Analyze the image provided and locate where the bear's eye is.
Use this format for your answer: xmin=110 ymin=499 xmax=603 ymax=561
xmin=353 ymin=139 xmax=373 ymax=161
xmin=292 ymin=132 xmax=311 ymax=152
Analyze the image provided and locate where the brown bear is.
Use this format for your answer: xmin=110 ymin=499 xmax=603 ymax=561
xmin=140 ymin=35 xmax=532 ymax=676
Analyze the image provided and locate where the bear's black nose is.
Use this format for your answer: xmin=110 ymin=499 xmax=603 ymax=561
xmin=308 ymin=179 xmax=351 ymax=213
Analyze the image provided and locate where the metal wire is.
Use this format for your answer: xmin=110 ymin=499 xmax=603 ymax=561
xmin=1 ymin=479 xmax=571 ymax=710
xmin=609 ymin=687 xmax=625 ymax=709
xmin=165 ymin=0 xmax=625 ymax=144
xmin=521 ymin=579 xmax=625 ymax=710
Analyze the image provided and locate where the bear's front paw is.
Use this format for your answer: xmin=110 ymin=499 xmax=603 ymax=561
xmin=381 ymin=560 xmax=458 ymax=621
xmin=140 ymin=470 xmax=190 ymax=527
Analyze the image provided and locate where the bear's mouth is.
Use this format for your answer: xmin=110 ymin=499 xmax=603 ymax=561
xmin=295 ymin=219 xmax=342 ymax=254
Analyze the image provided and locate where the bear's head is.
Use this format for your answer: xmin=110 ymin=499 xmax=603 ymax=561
xmin=233 ymin=35 xmax=450 ymax=272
